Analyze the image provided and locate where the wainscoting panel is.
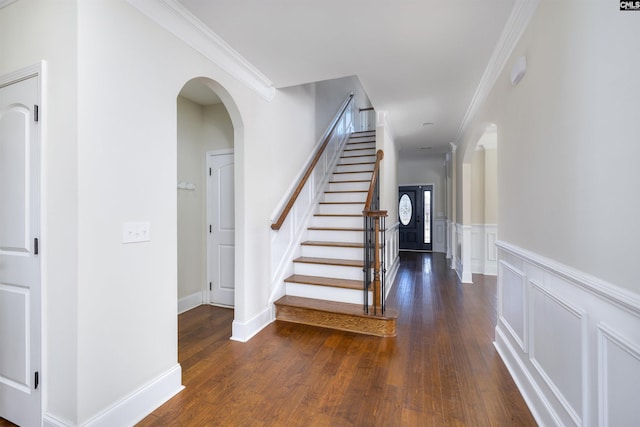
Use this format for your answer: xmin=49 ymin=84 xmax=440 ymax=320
xmin=498 ymin=260 xmax=527 ymax=352
xmin=598 ymin=324 xmax=640 ymax=427
xmin=471 ymin=224 xmax=497 ymax=275
xmin=495 ymin=241 xmax=640 ymax=427
xmin=433 ymin=219 xmax=446 ymax=253
xmin=530 ymin=282 xmax=586 ymax=426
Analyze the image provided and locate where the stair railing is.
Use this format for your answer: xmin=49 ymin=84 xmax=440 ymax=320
xmin=271 ymin=93 xmax=354 ymax=231
xmin=363 ymin=150 xmax=387 ymax=315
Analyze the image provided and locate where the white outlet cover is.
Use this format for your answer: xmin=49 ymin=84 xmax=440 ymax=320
xmin=122 ymin=222 xmax=151 ymax=243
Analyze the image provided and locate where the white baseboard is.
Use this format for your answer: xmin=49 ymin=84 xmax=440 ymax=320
xmin=81 ymin=364 xmax=183 ymax=427
xmin=495 ymin=240 xmax=640 ymax=427
xmin=178 ymin=291 xmax=203 ymax=314
xmin=231 ymin=306 xmax=273 ymax=342
xmin=43 ymin=414 xmax=74 ymax=427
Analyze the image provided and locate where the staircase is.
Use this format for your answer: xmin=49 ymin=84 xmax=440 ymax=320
xmin=274 ymin=130 xmax=397 ymax=337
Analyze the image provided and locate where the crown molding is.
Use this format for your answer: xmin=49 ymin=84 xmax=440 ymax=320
xmin=127 ymin=0 xmax=275 ymax=101
xmin=455 ymin=0 xmax=540 ymax=144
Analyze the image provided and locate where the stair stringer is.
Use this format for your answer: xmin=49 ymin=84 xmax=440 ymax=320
xmin=268 ymin=129 xmax=354 ymax=309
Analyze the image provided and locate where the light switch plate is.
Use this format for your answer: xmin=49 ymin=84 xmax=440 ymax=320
xmin=122 ymin=222 xmax=150 ymax=243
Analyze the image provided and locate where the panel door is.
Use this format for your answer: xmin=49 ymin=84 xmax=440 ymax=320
xmin=207 ymin=152 xmax=235 ymax=307
xmin=0 ymin=73 xmax=41 ymax=426
xmin=398 ymin=185 xmax=433 ymax=251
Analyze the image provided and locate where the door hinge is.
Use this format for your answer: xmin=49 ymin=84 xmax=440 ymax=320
xmin=34 ymin=238 xmax=39 ymax=255
xmin=209 ymin=168 xmax=211 ymax=176
xmin=209 ymin=225 xmax=212 ymax=233
xmin=34 ymin=105 xmax=39 ymax=122
xmin=34 ymin=371 xmax=39 ymax=389
xmin=209 ymin=282 xmax=212 ymax=291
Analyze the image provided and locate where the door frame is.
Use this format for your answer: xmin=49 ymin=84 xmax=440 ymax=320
xmin=0 ymin=61 xmax=45 ymax=426
xmin=398 ymin=183 xmax=435 ymax=252
xmin=206 ymin=149 xmax=234 ymax=306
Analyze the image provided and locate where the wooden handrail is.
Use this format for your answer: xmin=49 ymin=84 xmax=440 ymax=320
xmin=271 ymin=94 xmax=354 ymax=231
xmin=363 ymin=150 xmax=384 ymax=214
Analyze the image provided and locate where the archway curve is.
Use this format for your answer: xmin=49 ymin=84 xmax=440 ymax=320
xmin=176 ymin=76 xmax=246 ymax=324
xmin=458 ymin=122 xmax=498 ymax=283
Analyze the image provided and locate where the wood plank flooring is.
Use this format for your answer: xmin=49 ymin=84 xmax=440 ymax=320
xmin=138 ymin=252 xmax=536 ymax=426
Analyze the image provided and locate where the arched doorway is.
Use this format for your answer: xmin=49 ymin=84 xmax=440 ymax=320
xmin=460 ymin=123 xmax=498 ymax=282
xmin=176 ymin=78 xmax=244 ymax=314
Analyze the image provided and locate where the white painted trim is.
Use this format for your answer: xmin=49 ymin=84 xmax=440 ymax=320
xmin=497 ymin=240 xmax=640 ymax=316
xmin=178 ymin=291 xmax=203 ymax=314
xmin=43 ymin=414 xmax=74 ymax=427
xmin=231 ymin=306 xmax=272 ymax=342
xmin=495 ymin=240 xmax=640 ymax=427
xmin=494 ymin=327 xmax=562 ymax=427
xmin=81 ymin=364 xmax=183 ymax=427
xmin=455 ymin=224 xmax=472 ymax=283
xmin=471 ymin=224 xmax=497 ymax=275
xmin=455 ymin=0 xmax=540 ymax=144
xmin=126 ymin=0 xmax=275 ymax=100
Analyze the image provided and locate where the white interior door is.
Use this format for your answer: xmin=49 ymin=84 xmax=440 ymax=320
xmin=207 ymin=152 xmax=235 ymax=307
xmin=0 ymin=71 xmax=42 ymax=426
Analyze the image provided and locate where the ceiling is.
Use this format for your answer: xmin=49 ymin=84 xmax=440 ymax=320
xmin=176 ymin=0 xmax=516 ymax=157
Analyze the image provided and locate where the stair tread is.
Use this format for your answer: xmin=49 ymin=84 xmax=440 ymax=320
xmin=338 ymin=161 xmax=376 ymax=166
xmin=301 ymin=240 xmax=363 ymax=248
xmin=319 ymin=201 xmax=365 ymax=205
xmin=308 ymin=227 xmax=365 ymax=231
xmin=275 ymin=295 xmax=397 ymax=319
xmin=284 ymin=274 xmax=362 ymax=290
xmin=333 ymin=170 xmax=374 ymax=174
xmin=314 ymin=213 xmax=362 ymax=217
xmin=293 ymin=256 xmax=363 ymax=267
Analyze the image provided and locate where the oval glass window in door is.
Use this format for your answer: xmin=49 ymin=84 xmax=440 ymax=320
xmin=399 ymin=193 xmax=412 ymax=225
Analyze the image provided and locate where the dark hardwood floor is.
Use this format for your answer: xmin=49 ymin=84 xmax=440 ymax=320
xmin=138 ymin=252 xmax=536 ymax=426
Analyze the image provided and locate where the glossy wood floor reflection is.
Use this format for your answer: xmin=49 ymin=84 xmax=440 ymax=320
xmin=138 ymin=252 xmax=536 ymax=426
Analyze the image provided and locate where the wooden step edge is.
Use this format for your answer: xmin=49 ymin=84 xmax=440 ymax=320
xmin=293 ymin=256 xmax=363 ymax=268
xmin=328 ymin=180 xmax=370 ymax=184
xmin=346 ymin=140 xmax=376 ymax=145
xmin=338 ymin=161 xmax=376 ymax=166
xmin=319 ymin=201 xmax=365 ymax=205
xmin=275 ymin=296 xmax=397 ymax=337
xmin=341 ymin=153 xmax=376 ymax=158
xmin=307 ymin=227 xmax=365 ymax=232
xmin=333 ymin=170 xmax=374 ymax=175
xmin=313 ymin=213 xmax=363 ymax=217
xmin=301 ymin=241 xmax=363 ymax=248
xmin=343 ymin=147 xmax=376 ymax=152
xmin=284 ymin=274 xmax=362 ymax=290
xmin=324 ymin=192 xmax=367 ymax=196
xmin=275 ymin=296 xmax=397 ymax=320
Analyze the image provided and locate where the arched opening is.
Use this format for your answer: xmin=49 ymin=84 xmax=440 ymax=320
xmin=176 ymin=77 xmax=244 ymax=318
xmin=460 ymin=123 xmax=498 ymax=282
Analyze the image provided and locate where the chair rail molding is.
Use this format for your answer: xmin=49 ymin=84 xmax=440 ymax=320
xmin=495 ymin=240 xmax=640 ymax=427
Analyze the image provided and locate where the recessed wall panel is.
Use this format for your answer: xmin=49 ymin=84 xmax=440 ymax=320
xmin=0 ymin=285 xmax=29 ymax=388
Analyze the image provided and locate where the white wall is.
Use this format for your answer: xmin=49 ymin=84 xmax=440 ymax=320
xmin=398 ymin=154 xmax=447 ymax=221
xmin=0 ymin=0 xmax=375 ymax=423
xmin=458 ymin=1 xmax=640 ymax=424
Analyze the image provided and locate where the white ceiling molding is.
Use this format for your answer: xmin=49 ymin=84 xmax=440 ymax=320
xmin=454 ymin=0 xmax=540 ymax=146
xmin=0 ymin=0 xmax=18 ymax=9
xmin=127 ymin=0 xmax=275 ymax=101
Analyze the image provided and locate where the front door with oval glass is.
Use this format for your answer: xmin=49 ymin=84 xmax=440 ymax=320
xmin=398 ymin=185 xmax=433 ymax=251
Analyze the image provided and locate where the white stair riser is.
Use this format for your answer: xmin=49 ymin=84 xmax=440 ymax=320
xmin=342 ymin=148 xmax=376 ymax=157
xmin=346 ymin=141 xmax=375 ymax=147
xmin=285 ymin=282 xmax=370 ymax=305
xmin=308 ymin=229 xmax=363 ymax=242
xmin=311 ymin=215 xmax=363 ymax=228
xmin=328 ymin=181 xmax=370 ymax=192
xmin=332 ymin=172 xmax=373 ymax=181
xmin=293 ymin=262 xmax=363 ymax=281
xmin=339 ymin=155 xmax=377 ymax=164
xmin=323 ymin=192 xmax=367 ymax=203
xmin=318 ymin=203 xmax=364 ymax=215
xmin=335 ymin=164 xmax=375 ymax=173
xmin=301 ymin=245 xmax=363 ymax=260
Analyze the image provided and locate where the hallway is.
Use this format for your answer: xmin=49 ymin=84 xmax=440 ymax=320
xmin=138 ymin=252 xmax=536 ymax=426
